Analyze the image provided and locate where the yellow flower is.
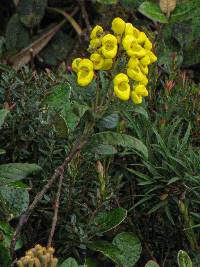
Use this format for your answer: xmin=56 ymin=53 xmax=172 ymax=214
xmin=102 ymin=34 xmax=118 ymax=59
xmin=127 ymin=56 xmax=139 ymax=68
xmin=137 ymin=32 xmax=152 ymax=50
xmin=113 ymin=73 xmax=130 ymax=101
xmin=134 ymin=84 xmax=148 ymax=96
xmin=89 ymin=38 xmax=102 ymax=49
xmin=139 ymin=64 xmax=149 ymax=75
xmin=122 ymin=35 xmax=146 ymax=57
xmin=127 ymin=66 xmax=148 ymax=85
xmin=77 ymin=59 xmax=94 ymax=86
xmin=131 ymin=84 xmax=148 ymax=104
xmin=147 ymin=51 xmax=157 ymax=64
xmin=90 ymin=53 xmax=104 ymax=70
xmin=101 ymin=58 xmax=113 ymax=70
xmin=125 ymin=23 xmax=140 ymax=38
xmin=111 ymin=17 xmax=126 ymax=35
xmin=131 ymin=91 xmax=142 ymax=104
xmin=140 ymin=55 xmax=151 ymax=66
xmin=72 ymin=58 xmax=82 ymax=73
xmin=90 ymin=25 xmax=104 ymax=39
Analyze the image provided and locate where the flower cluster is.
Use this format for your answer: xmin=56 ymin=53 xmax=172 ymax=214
xmin=16 ymin=244 xmax=58 ymax=267
xmin=72 ymin=17 xmax=157 ymax=104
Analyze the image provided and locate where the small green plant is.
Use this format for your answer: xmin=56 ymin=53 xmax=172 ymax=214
xmin=177 ymin=250 xmax=193 ymax=267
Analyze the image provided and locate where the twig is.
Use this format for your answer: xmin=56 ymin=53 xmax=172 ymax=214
xmin=79 ymin=0 xmax=91 ymax=32
xmin=10 ymin=137 xmax=88 ymax=256
xmin=47 ymin=172 xmax=64 ymax=247
xmin=47 ymin=7 xmax=83 ymax=36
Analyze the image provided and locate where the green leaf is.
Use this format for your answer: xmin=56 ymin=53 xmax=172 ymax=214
xmin=0 ymin=244 xmax=12 ymax=267
xmin=19 ymin=0 xmax=47 ymax=28
xmin=177 ymin=250 xmax=192 ymax=267
xmin=0 ymin=221 xmax=22 ymax=249
xmin=0 ymin=163 xmax=42 ymax=185
xmin=0 ymin=186 xmax=29 ymax=218
xmin=91 ymin=132 xmax=148 ymax=158
xmin=0 ymin=149 xmax=6 ymax=155
xmin=183 ymin=44 xmax=200 ymax=66
xmin=95 ymin=0 xmax=118 ymax=4
xmin=92 ymin=208 xmax=127 ymax=234
xmin=0 ymin=109 xmax=9 ymax=129
xmin=5 ymin=14 xmax=30 ymax=53
xmin=61 ymin=102 xmax=89 ymax=132
xmin=88 ymin=232 xmax=142 ymax=267
xmin=145 ymin=260 xmax=160 ymax=267
xmin=43 ymin=83 xmax=71 ymax=111
xmin=87 ymin=241 xmax=124 ymax=266
xmin=138 ymin=2 xmax=168 ymax=23
xmin=134 ymin=106 xmax=148 ymax=119
xmin=170 ymin=0 xmax=200 ymax=23
xmin=91 ymin=144 xmax=117 ymax=155
xmin=40 ymin=31 xmax=74 ymax=66
xmin=112 ymin=232 xmax=142 ymax=267
xmin=84 ymin=258 xmax=99 ymax=267
xmin=98 ymin=113 xmax=119 ymax=129
xmin=60 ymin=257 xmax=79 ymax=267
xmin=193 ymin=254 xmax=200 ymax=267
xmin=121 ymin=0 xmax=143 ymax=9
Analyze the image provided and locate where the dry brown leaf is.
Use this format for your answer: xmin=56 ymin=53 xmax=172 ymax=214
xmin=159 ymin=0 xmax=177 ymax=17
xmin=8 ymin=20 xmax=66 ymax=70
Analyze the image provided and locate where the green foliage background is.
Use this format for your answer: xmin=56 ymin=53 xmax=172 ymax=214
xmin=0 ymin=0 xmax=199 ymax=267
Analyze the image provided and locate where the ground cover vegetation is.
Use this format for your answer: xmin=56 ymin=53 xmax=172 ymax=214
xmin=0 ymin=0 xmax=200 ymax=266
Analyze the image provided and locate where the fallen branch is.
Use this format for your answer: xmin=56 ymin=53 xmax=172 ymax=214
xmin=10 ymin=136 xmax=88 ymax=256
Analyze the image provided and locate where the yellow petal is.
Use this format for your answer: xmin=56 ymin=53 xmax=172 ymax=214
xmin=72 ymin=58 xmax=82 ymax=72
xmin=102 ymin=34 xmax=118 ymax=46
xmin=78 ymin=58 xmax=93 ymax=71
xmin=127 ymin=56 xmax=139 ymax=68
xmin=90 ymin=53 xmax=104 ymax=70
xmin=113 ymin=73 xmax=129 ymax=86
xmin=147 ymin=51 xmax=157 ymax=64
xmin=90 ymin=25 xmax=104 ymax=39
xmin=134 ymin=84 xmax=148 ymax=96
xmin=101 ymin=58 xmax=113 ymax=70
xmin=131 ymin=91 xmax=142 ymax=104
xmin=122 ymin=35 xmax=135 ymax=51
xmin=114 ymin=83 xmax=130 ymax=101
xmin=111 ymin=17 xmax=126 ymax=35
xmin=127 ymin=67 xmax=148 ymax=85
xmin=102 ymin=45 xmax=117 ymax=59
xmin=77 ymin=69 xmax=94 ymax=86
xmin=139 ymin=64 xmax=149 ymax=74
xmin=140 ymin=55 xmax=151 ymax=66
xmin=89 ymin=38 xmax=102 ymax=49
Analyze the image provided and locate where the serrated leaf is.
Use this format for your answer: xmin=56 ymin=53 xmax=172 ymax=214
xmin=177 ymin=250 xmax=192 ymax=267
xmin=138 ymin=1 xmax=168 ymax=23
xmin=92 ymin=132 xmax=148 ymax=158
xmin=98 ymin=113 xmax=119 ymax=129
xmin=0 ymin=186 xmax=29 ymax=218
xmin=0 ymin=109 xmax=9 ymax=129
xmin=92 ymin=208 xmax=127 ymax=234
xmin=19 ymin=0 xmax=47 ymax=28
xmin=112 ymin=232 xmax=142 ymax=267
xmin=60 ymin=257 xmax=79 ymax=267
xmin=43 ymin=83 xmax=71 ymax=110
xmin=145 ymin=260 xmax=160 ymax=267
xmin=0 ymin=163 xmax=42 ymax=185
